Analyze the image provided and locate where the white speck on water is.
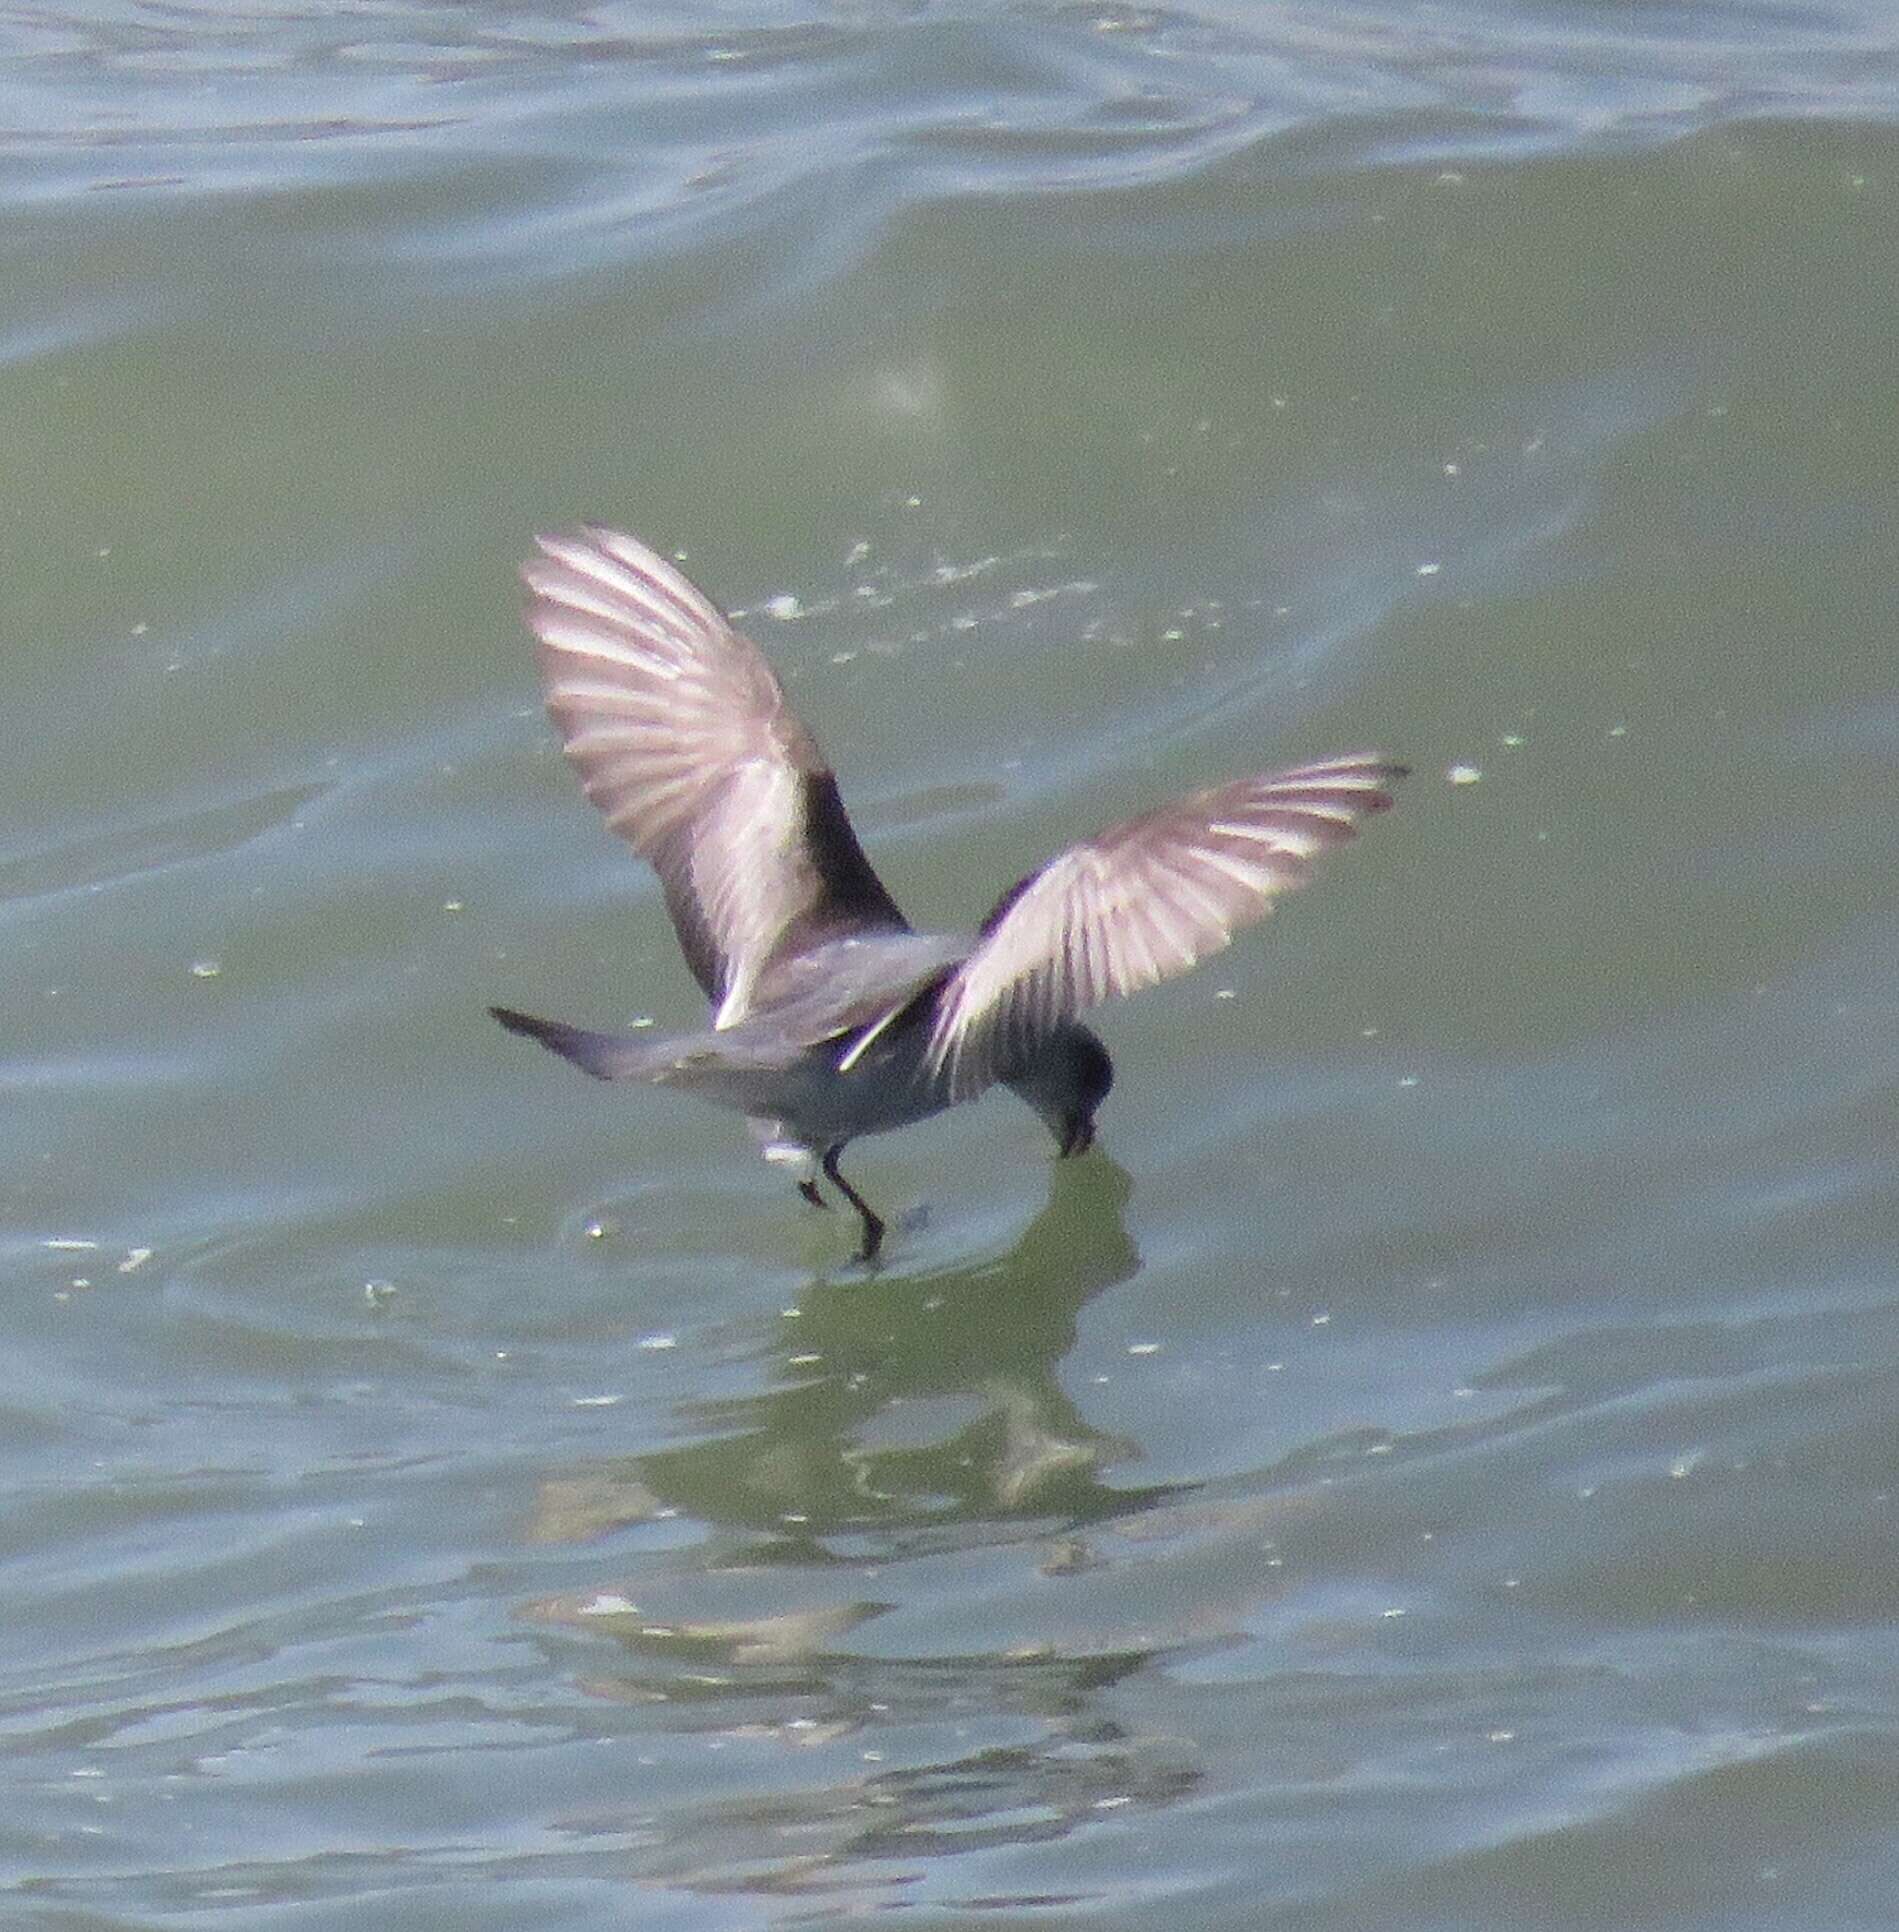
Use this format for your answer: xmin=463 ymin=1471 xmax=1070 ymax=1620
xmin=1608 ymin=722 xmax=1628 ymax=738
xmin=44 ymin=1238 xmax=99 ymax=1252
xmin=1399 ymin=1075 xmax=1420 ymax=1088
xmin=190 ymin=959 xmax=221 ymax=979
xmin=787 ymin=1353 xmax=822 ymax=1368
xmin=442 ymin=899 xmax=463 ymax=913
xmin=830 ymin=650 xmax=856 ymax=664
xmin=637 ymin=1334 xmax=677 ymax=1352
xmin=1502 ymin=732 xmax=1524 ymax=746
xmin=118 ymin=1247 xmax=153 ymax=1273
xmin=363 ymin=1279 xmax=397 ymax=1307
xmin=1128 ymin=1341 xmax=1161 ymax=1356
xmin=1311 ymin=1313 xmax=1331 ymax=1326
xmin=1415 ymin=561 xmax=1441 ymax=577
xmin=763 ymin=594 xmax=801 ymax=621
xmin=1448 ymin=763 xmax=1482 ymax=784
xmin=584 ymin=1218 xmax=616 ymax=1241
xmin=571 ymin=1393 xmax=623 ymax=1408
xmin=578 ymin=1593 xmax=638 ymax=1616
xmin=1215 ymin=987 xmax=1237 ymax=1001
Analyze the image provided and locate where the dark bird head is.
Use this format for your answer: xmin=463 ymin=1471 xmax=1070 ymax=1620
xmin=1012 ymin=1027 xmax=1115 ymax=1158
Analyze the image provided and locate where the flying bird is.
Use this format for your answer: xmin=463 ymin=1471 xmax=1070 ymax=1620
xmin=492 ymin=526 xmax=1404 ymax=1259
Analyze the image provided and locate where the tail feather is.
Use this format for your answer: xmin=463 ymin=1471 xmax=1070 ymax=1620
xmin=489 ymin=1004 xmax=666 ymax=1081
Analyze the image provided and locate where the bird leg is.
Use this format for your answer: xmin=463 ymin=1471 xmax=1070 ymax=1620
xmin=798 ymin=1179 xmax=828 ymax=1209
xmin=822 ymin=1145 xmax=885 ymax=1262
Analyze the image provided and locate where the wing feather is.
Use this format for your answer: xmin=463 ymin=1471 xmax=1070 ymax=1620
xmin=928 ymin=755 xmax=1405 ymax=1096
xmin=522 ymin=526 xmax=907 ymax=1019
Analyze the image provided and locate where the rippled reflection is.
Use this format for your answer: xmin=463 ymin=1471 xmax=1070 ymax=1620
xmin=516 ymin=1159 xmax=1223 ymax=1896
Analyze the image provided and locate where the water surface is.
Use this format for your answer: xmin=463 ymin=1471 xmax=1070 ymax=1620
xmin=6 ymin=3 xmax=1899 ymax=1926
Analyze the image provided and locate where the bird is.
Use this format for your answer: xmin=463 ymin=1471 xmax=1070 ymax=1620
xmin=491 ymin=525 xmax=1405 ymax=1261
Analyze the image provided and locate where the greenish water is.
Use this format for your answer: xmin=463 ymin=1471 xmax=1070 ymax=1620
xmin=7 ymin=3 xmax=1899 ymax=1926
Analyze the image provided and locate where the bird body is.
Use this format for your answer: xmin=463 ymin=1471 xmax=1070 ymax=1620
xmin=498 ymin=930 xmax=969 ymax=1135
xmin=493 ymin=525 xmax=1404 ymax=1258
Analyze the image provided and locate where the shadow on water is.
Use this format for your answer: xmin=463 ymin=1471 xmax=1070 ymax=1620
xmin=517 ymin=1155 xmax=1206 ymax=1905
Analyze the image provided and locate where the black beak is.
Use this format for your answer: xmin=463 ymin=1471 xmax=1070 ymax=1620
xmin=1059 ymin=1115 xmax=1096 ymax=1158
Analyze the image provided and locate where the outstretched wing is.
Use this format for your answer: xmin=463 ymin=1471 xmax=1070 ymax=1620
xmin=522 ymin=526 xmax=907 ymax=1023
xmin=926 ymin=755 xmax=1405 ymax=1097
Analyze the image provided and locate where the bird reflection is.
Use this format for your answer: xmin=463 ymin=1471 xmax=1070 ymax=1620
xmin=527 ymin=1152 xmax=1175 ymax=1556
xmin=521 ymin=1155 xmax=1217 ymax=1904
